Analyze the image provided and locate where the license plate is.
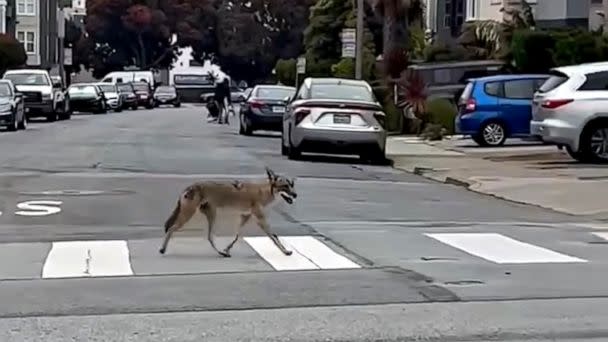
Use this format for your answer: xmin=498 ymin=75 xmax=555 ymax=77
xmin=333 ymin=114 xmax=351 ymax=124
xmin=272 ymin=106 xmax=285 ymax=113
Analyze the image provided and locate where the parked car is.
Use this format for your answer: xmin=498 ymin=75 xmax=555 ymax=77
xmin=96 ymin=83 xmax=123 ymax=112
xmin=281 ymin=77 xmax=387 ymax=163
xmin=455 ymin=74 xmax=550 ymax=146
xmin=0 ymin=80 xmax=26 ymax=131
xmin=132 ymin=81 xmax=155 ymax=109
xmin=117 ymin=82 xmax=138 ymax=110
xmin=531 ymin=62 xmax=608 ymax=163
xmin=2 ymin=69 xmax=70 ymax=121
xmin=66 ymin=83 xmax=107 ymax=114
xmin=153 ymin=85 xmax=181 ymax=107
xmin=239 ymin=85 xmax=295 ymax=135
xmin=231 ymin=85 xmax=247 ymax=103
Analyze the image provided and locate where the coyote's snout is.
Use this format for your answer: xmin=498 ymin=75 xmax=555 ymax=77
xmin=159 ymin=167 xmax=297 ymax=257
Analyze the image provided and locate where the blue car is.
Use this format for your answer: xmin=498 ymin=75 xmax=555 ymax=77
xmin=455 ymin=74 xmax=550 ymax=146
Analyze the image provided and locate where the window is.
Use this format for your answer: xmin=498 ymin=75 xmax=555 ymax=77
xmin=538 ymin=72 xmax=569 ymax=93
xmin=578 ymin=72 xmax=608 ymax=91
xmin=17 ymin=31 xmax=36 ymax=54
xmin=484 ymin=82 xmax=502 ymax=97
xmin=503 ymin=79 xmax=535 ymax=99
xmin=17 ymin=0 xmax=35 ymax=15
xmin=310 ymin=84 xmax=374 ymax=102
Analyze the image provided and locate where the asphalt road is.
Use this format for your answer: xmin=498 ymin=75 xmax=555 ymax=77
xmin=1 ymin=105 xmax=607 ymax=341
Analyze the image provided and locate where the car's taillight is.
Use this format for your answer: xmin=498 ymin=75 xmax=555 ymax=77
xmin=462 ymin=98 xmax=476 ymax=114
xmin=248 ymin=100 xmax=263 ymax=109
xmin=541 ymin=99 xmax=573 ymax=109
xmin=373 ymin=111 xmax=386 ymax=129
xmin=294 ymin=108 xmax=310 ymax=125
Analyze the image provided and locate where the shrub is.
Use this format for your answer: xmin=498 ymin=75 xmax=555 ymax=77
xmin=426 ymin=97 xmax=457 ymax=135
xmin=0 ymin=34 xmax=26 ymax=75
xmin=423 ymin=42 xmax=467 ymax=62
xmin=274 ymin=58 xmax=297 ymax=86
xmin=511 ymin=29 xmax=556 ymax=73
xmin=331 ymin=58 xmax=355 ymax=78
xmin=373 ymin=85 xmax=402 ymax=133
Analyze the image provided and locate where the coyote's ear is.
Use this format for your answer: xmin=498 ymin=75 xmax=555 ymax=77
xmin=265 ymin=167 xmax=277 ymax=181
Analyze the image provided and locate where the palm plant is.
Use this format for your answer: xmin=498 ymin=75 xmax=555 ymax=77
xmin=396 ymin=68 xmax=428 ymax=134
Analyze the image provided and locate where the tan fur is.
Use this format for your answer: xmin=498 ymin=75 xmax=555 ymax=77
xmin=159 ymin=167 xmax=297 ymax=257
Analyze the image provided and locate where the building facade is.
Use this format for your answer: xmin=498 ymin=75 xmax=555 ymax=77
xmin=425 ymin=0 xmax=595 ymax=44
xmin=15 ymin=0 xmax=59 ymax=69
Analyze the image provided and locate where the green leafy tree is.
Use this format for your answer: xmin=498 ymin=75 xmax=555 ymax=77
xmin=303 ymin=0 xmax=352 ymax=76
xmin=330 ymin=3 xmax=377 ymax=81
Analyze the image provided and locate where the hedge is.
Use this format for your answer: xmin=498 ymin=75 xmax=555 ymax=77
xmin=426 ymin=97 xmax=457 ymax=135
xmin=511 ymin=28 xmax=608 ymax=73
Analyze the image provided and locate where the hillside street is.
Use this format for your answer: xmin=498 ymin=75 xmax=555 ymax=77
xmin=2 ymin=106 xmax=608 ymax=341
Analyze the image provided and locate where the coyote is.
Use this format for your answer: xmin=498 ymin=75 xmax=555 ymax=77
xmin=159 ymin=167 xmax=297 ymax=257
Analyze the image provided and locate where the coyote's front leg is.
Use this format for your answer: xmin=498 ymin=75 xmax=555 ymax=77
xmin=252 ymin=205 xmax=292 ymax=256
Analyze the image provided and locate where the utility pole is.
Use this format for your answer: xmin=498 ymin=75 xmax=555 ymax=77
xmin=355 ymin=0 xmax=364 ymax=79
xmin=57 ymin=0 xmax=65 ymax=85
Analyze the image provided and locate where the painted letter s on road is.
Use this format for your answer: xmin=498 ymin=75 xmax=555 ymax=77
xmin=15 ymin=201 xmax=63 ymax=217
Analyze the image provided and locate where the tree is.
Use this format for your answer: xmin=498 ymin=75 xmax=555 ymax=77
xmin=84 ymin=0 xmax=182 ymax=76
xmin=372 ymin=0 xmax=424 ymax=78
xmin=0 ymin=34 xmax=26 ymax=75
xmin=303 ymin=0 xmax=352 ymax=77
xmin=331 ymin=2 xmax=377 ymax=81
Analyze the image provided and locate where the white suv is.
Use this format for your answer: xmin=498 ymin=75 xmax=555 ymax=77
xmin=531 ymin=62 xmax=608 ymax=163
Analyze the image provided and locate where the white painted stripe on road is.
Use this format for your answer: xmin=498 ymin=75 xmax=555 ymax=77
xmin=281 ymin=236 xmax=361 ymax=269
xmin=244 ymin=236 xmax=319 ymax=271
xmin=425 ymin=233 xmax=587 ymax=264
xmin=592 ymin=232 xmax=608 ymax=240
xmin=42 ymin=240 xmax=134 ymax=279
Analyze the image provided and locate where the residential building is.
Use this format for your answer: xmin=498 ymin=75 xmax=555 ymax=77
xmin=0 ymin=0 xmax=15 ymax=34
xmin=464 ymin=0 xmax=590 ymax=28
xmin=425 ymin=0 xmax=467 ymax=44
xmin=15 ymin=0 xmax=59 ymax=69
xmin=589 ymin=0 xmax=608 ymax=31
xmin=425 ymin=0 xmax=593 ymax=45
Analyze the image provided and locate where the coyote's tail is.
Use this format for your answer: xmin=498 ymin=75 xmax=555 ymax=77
xmin=164 ymin=199 xmax=181 ymax=233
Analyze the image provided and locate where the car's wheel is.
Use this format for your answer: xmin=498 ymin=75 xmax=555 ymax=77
xmin=287 ymin=127 xmax=301 ymax=160
xmin=239 ymin=114 xmax=253 ymax=135
xmin=18 ymin=111 xmax=27 ymax=130
xmin=565 ymin=145 xmax=590 ymax=163
xmin=281 ymin=133 xmax=288 ymax=156
xmin=174 ymin=102 xmax=181 ymax=108
xmin=579 ymin=120 xmax=608 ymax=163
xmin=131 ymin=105 xmax=138 ymax=110
xmin=46 ymin=112 xmax=57 ymax=122
xmin=360 ymin=147 xmax=386 ymax=165
xmin=8 ymin=114 xmax=18 ymax=131
xmin=479 ymin=121 xmax=507 ymax=146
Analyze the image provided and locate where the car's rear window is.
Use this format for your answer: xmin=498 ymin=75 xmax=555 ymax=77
xmin=538 ymin=72 xmax=569 ymax=93
xmin=459 ymin=82 xmax=474 ymax=102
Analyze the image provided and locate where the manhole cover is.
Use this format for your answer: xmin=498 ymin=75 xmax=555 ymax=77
xmin=19 ymin=189 xmax=135 ymax=196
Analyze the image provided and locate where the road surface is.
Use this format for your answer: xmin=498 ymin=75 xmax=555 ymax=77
xmin=1 ymin=106 xmax=607 ymax=341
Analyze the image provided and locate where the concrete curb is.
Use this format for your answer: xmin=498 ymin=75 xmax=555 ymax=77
xmin=388 ymin=158 xmax=590 ymax=217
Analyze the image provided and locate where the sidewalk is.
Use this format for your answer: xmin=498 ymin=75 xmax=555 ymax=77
xmin=387 ymin=136 xmax=608 ymax=217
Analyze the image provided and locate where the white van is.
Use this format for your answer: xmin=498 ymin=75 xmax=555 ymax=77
xmin=100 ymin=71 xmax=156 ymax=86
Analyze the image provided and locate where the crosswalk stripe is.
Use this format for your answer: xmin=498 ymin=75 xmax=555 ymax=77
xmin=281 ymin=236 xmax=361 ymax=269
xmin=425 ymin=233 xmax=587 ymax=264
xmin=592 ymin=232 xmax=608 ymax=241
xmin=42 ymin=240 xmax=134 ymax=279
xmin=244 ymin=236 xmax=319 ymax=271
